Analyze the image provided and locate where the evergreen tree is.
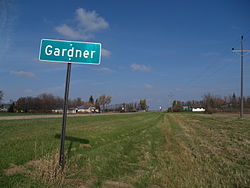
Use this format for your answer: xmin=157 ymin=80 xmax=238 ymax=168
xmin=89 ymin=95 xmax=94 ymax=105
xmin=0 ymin=90 xmax=3 ymax=104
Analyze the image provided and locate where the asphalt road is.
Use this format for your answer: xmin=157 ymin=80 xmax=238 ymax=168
xmin=0 ymin=112 xmax=134 ymax=120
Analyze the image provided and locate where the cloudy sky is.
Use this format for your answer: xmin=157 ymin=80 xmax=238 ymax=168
xmin=0 ymin=0 xmax=250 ymax=110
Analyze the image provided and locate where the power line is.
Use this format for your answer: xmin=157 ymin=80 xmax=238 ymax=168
xmin=232 ymin=36 xmax=250 ymax=118
xmin=183 ymin=38 xmax=240 ymax=86
xmin=183 ymin=33 xmax=250 ymax=90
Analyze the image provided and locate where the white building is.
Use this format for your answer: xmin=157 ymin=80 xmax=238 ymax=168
xmin=192 ymin=107 xmax=205 ymax=112
xmin=52 ymin=108 xmax=77 ymax=114
xmin=52 ymin=106 xmax=98 ymax=114
xmin=77 ymin=106 xmax=96 ymax=113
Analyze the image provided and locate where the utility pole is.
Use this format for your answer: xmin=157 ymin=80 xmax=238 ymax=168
xmin=168 ymin=93 xmax=174 ymax=112
xmin=232 ymin=36 xmax=250 ymax=118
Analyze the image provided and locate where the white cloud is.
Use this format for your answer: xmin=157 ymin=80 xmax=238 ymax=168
xmin=231 ymin=25 xmax=240 ymax=30
xmin=144 ymin=84 xmax=153 ymax=89
xmin=222 ymin=58 xmax=237 ymax=62
xmin=55 ymin=8 xmax=109 ymax=40
xmin=201 ymin=52 xmax=220 ymax=57
xmin=130 ymin=64 xmax=151 ymax=72
xmin=101 ymin=48 xmax=111 ymax=57
xmin=24 ymin=89 xmax=33 ymax=94
xmin=10 ymin=71 xmax=35 ymax=77
xmin=76 ymin=8 xmax=109 ymax=32
xmin=39 ymin=85 xmax=64 ymax=94
xmin=55 ymin=24 xmax=84 ymax=40
xmin=174 ymin=88 xmax=183 ymax=92
xmin=94 ymin=67 xmax=112 ymax=72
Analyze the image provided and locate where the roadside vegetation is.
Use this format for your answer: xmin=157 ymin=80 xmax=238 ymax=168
xmin=0 ymin=112 xmax=249 ymax=187
xmin=170 ymin=93 xmax=250 ymax=114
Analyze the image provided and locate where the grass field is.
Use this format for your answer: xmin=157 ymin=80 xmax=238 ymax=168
xmin=0 ymin=112 xmax=249 ymax=187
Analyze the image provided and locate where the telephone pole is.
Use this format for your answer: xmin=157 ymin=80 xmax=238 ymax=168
xmin=232 ymin=36 xmax=250 ymax=118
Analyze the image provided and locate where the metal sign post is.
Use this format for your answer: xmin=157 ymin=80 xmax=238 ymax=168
xmin=59 ymin=63 xmax=71 ymax=169
xmin=39 ymin=39 xmax=101 ymax=170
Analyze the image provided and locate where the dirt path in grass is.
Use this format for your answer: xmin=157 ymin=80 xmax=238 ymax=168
xmin=0 ymin=112 xmax=140 ymax=120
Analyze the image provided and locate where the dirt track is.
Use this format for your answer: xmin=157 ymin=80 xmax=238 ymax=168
xmin=0 ymin=112 xmax=134 ymax=121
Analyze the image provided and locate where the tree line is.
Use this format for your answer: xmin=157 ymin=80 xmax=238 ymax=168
xmin=171 ymin=93 xmax=250 ymax=113
xmin=105 ymin=99 xmax=148 ymax=112
xmin=0 ymin=90 xmax=149 ymax=113
xmin=4 ymin=93 xmax=112 ymax=113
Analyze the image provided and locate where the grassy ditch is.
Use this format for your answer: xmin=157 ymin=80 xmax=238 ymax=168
xmin=0 ymin=112 xmax=249 ymax=187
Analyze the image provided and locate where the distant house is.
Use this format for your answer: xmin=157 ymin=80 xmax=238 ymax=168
xmin=183 ymin=106 xmax=191 ymax=111
xmin=52 ymin=109 xmax=63 ymax=113
xmin=52 ymin=106 xmax=99 ymax=114
xmin=192 ymin=107 xmax=205 ymax=112
xmin=52 ymin=108 xmax=77 ymax=114
xmin=0 ymin=104 xmax=11 ymax=112
xmin=68 ymin=108 xmax=77 ymax=114
xmin=77 ymin=106 xmax=96 ymax=113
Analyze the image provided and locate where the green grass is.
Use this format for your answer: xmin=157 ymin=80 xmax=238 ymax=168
xmin=0 ymin=112 xmax=249 ymax=187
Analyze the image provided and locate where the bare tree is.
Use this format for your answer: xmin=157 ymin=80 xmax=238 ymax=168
xmin=140 ymin=99 xmax=147 ymax=111
xmin=15 ymin=93 xmax=64 ymax=113
xmin=69 ymin=97 xmax=84 ymax=108
xmin=98 ymin=94 xmax=112 ymax=112
xmin=105 ymin=95 xmax=112 ymax=106
xmin=16 ymin=97 xmax=27 ymax=112
xmin=0 ymin=90 xmax=3 ymax=104
xmin=95 ymin=99 xmax=100 ymax=112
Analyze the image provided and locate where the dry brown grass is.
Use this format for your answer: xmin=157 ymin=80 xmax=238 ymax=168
xmin=4 ymin=151 xmax=68 ymax=185
xmin=103 ymin=180 xmax=134 ymax=188
xmin=4 ymin=164 xmax=29 ymax=176
xmin=163 ymin=113 xmax=250 ymax=187
xmin=198 ymin=112 xmax=250 ymax=118
xmin=32 ymin=152 xmax=66 ymax=185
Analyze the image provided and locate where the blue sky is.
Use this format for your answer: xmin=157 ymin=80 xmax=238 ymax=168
xmin=1 ymin=0 xmax=250 ymax=110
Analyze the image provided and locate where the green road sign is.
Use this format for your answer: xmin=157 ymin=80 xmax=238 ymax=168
xmin=39 ymin=39 xmax=101 ymax=65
